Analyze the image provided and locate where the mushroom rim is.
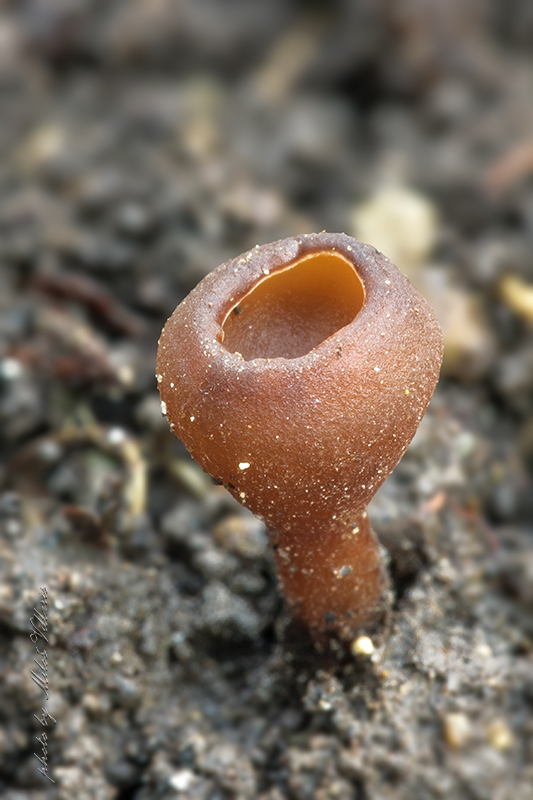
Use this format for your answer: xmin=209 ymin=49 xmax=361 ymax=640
xmin=218 ymin=249 xmax=367 ymax=361
xmin=158 ymin=232 xmax=433 ymax=378
xmin=187 ymin=237 xmax=406 ymax=368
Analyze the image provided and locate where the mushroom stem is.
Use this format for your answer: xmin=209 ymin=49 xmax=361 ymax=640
xmin=271 ymin=509 xmax=388 ymax=640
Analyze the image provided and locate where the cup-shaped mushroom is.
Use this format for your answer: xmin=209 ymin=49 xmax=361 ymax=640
xmin=157 ymin=233 xmax=443 ymax=642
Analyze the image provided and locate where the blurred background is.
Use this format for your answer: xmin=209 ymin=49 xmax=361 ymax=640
xmin=0 ymin=2 xmax=532 ymax=799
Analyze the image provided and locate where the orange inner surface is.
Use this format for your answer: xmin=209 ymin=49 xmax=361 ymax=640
xmin=221 ymin=251 xmax=366 ymax=360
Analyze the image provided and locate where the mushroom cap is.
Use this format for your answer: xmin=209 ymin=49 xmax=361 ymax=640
xmin=156 ymin=232 xmax=443 ymax=534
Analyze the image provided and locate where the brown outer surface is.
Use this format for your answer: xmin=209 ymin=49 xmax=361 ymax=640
xmin=157 ymin=232 xmax=443 ymax=640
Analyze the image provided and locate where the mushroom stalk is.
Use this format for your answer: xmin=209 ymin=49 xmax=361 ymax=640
xmin=271 ymin=509 xmax=385 ymax=638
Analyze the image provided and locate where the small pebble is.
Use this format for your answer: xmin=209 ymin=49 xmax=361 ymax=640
xmin=443 ymin=712 xmax=472 ymax=749
xmin=213 ymin=514 xmax=267 ymax=559
xmin=168 ymin=769 xmax=196 ymax=791
xmin=0 ymin=357 xmax=22 ymax=380
xmin=500 ymin=275 xmax=533 ymax=325
xmin=487 ymin=720 xmax=514 ymax=752
xmin=352 ymin=185 xmax=437 ymax=276
xmin=82 ymin=692 xmax=111 ymax=718
xmin=473 ymin=642 xmax=492 ymax=659
xmin=114 ymin=202 xmax=153 ymax=237
xmin=351 ymin=635 xmax=375 ymax=657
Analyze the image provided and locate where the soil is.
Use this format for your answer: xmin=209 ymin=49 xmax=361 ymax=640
xmin=0 ymin=2 xmax=532 ymax=799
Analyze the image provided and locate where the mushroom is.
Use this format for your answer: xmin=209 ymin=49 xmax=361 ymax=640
xmin=157 ymin=233 xmax=443 ymax=644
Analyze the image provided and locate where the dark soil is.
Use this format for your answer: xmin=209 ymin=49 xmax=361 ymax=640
xmin=0 ymin=2 xmax=532 ymax=799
